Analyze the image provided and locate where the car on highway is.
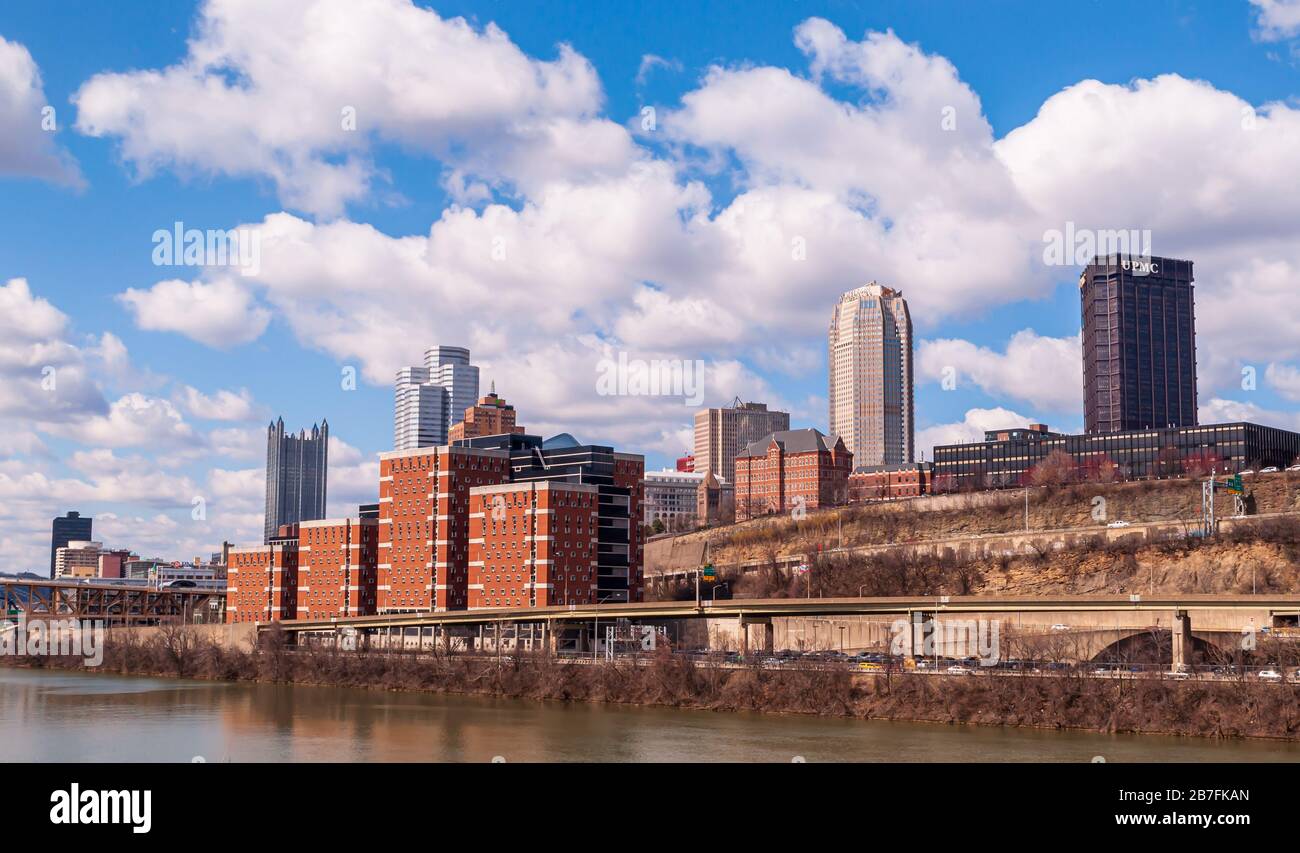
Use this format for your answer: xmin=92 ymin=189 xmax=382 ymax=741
xmin=1106 ymin=520 xmax=1131 ymax=528
xmin=1288 ymin=465 xmax=1300 ymax=472
xmin=857 ymin=661 xmax=883 ymax=672
xmin=1258 ymin=669 xmax=1283 ymax=682
xmin=945 ymin=665 xmax=975 ymax=676
xmin=1166 ymin=670 xmax=1191 ymax=680
xmin=1239 ymin=470 xmax=1255 ymax=476
xmin=1261 ymin=466 xmax=1279 ymax=473
xmin=1050 ymin=623 xmax=1070 ymax=631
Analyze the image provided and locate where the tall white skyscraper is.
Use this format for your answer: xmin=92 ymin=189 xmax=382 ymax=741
xmin=426 ymin=345 xmax=479 ymax=429
xmin=393 ymin=346 xmax=480 ymax=450
xmin=828 ymin=283 xmax=913 ymax=466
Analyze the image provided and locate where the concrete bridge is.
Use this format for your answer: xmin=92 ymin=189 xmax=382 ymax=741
xmin=263 ymin=594 xmax=1300 ymax=666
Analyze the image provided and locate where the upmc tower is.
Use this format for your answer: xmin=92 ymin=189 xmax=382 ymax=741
xmin=1080 ymin=254 xmax=1198 ymax=434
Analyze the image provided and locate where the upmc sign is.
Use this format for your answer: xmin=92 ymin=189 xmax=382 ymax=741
xmin=1120 ymin=258 xmax=1159 ymax=275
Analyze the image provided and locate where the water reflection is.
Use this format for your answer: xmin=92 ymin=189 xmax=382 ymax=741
xmin=3 ymin=667 xmax=1299 ymax=763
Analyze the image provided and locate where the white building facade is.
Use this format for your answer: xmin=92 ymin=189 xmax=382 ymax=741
xmin=393 ymin=346 xmax=481 ymax=450
xmin=642 ymin=470 xmax=706 ymax=531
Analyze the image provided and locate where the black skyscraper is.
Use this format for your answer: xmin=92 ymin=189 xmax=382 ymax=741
xmin=50 ymin=511 xmax=92 ymax=579
xmin=264 ymin=418 xmax=328 ymax=543
xmin=1081 ymin=255 xmax=1198 ymax=434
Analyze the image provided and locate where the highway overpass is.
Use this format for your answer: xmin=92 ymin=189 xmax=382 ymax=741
xmin=264 ymin=594 xmax=1300 ymax=665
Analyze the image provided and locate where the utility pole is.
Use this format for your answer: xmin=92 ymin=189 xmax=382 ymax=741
xmin=1024 ymin=487 xmax=1029 ymax=532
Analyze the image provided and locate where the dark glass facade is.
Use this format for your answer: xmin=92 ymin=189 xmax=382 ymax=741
xmin=1081 ymin=255 xmax=1197 ymax=433
xmin=932 ymin=422 xmax=1300 ymax=490
xmin=264 ymin=418 xmax=329 ymax=543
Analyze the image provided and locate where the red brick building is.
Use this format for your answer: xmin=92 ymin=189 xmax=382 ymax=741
xmin=297 ymin=517 xmax=378 ymax=620
xmin=231 ymin=434 xmax=644 ymax=621
xmin=447 ymin=390 xmax=525 ymax=443
xmin=847 ymin=463 xmax=932 ymax=502
xmin=378 ymin=444 xmax=511 ymax=612
xmin=456 ymin=433 xmax=645 ymax=605
xmin=468 ymin=481 xmax=600 ymax=608
xmin=226 ymin=524 xmax=299 ymax=624
xmin=733 ymin=429 xmax=852 ymax=521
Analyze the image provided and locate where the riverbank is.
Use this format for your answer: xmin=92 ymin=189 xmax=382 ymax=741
xmin=8 ymin=627 xmax=1300 ymax=741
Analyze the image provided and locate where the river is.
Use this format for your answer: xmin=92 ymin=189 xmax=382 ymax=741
xmin=3 ymin=667 xmax=1298 ymax=762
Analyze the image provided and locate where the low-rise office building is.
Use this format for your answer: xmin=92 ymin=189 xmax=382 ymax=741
xmin=932 ymin=421 xmax=1300 ymax=490
xmin=643 ymin=469 xmax=705 ymax=531
xmin=848 ymin=462 xmax=932 ymax=502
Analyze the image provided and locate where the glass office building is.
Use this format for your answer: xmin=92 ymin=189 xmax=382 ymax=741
xmin=1081 ymin=255 xmax=1197 ymax=433
xmin=932 ymin=422 xmax=1300 ymax=490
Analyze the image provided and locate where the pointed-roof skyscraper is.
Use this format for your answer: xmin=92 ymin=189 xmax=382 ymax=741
xmin=264 ymin=417 xmax=329 ymax=542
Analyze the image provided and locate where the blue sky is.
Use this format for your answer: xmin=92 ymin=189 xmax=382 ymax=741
xmin=1 ymin=0 xmax=1299 ymax=571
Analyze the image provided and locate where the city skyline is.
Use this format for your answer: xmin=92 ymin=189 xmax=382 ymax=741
xmin=3 ymin=0 xmax=1300 ymax=571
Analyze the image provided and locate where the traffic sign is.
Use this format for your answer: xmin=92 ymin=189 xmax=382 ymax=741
xmin=701 ymin=564 xmax=716 ymax=580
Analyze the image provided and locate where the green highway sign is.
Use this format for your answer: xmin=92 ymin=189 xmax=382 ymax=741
xmin=702 ymin=564 xmax=716 ymax=580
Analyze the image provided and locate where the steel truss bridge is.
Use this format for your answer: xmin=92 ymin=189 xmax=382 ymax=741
xmin=0 ymin=577 xmax=225 ymax=625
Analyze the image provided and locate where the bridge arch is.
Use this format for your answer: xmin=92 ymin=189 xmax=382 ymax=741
xmin=1089 ymin=629 xmax=1232 ymax=665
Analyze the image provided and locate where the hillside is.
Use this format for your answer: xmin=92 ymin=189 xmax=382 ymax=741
xmin=718 ymin=516 xmax=1300 ymax=599
xmin=653 ymin=472 xmax=1300 ymax=569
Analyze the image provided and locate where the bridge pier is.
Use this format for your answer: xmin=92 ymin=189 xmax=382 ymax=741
xmin=901 ymin=611 xmax=931 ymax=665
xmin=1172 ymin=610 xmax=1192 ymax=669
xmin=738 ymin=616 xmax=774 ymax=655
xmin=739 ymin=616 xmax=773 ymax=657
